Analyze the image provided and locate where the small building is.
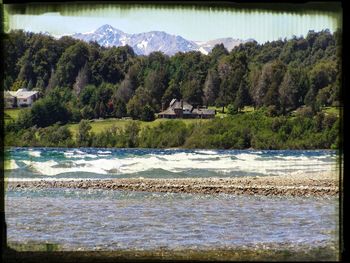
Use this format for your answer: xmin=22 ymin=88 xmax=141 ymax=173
xmin=4 ymin=89 xmax=39 ymax=108
xmin=158 ymin=99 xmax=215 ymax=119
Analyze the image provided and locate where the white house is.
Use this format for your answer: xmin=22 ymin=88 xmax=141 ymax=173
xmin=4 ymin=89 xmax=39 ymax=108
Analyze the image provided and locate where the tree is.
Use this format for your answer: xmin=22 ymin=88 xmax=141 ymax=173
xmin=203 ymin=68 xmax=220 ymax=106
xmin=140 ymin=104 xmax=155 ymax=121
xmin=76 ymin=119 xmax=92 ymax=147
xmin=227 ymin=104 xmax=238 ymax=115
xmin=112 ymin=99 xmax=127 ymax=118
xmin=162 ymin=79 xmax=181 ymax=106
xmin=209 ymin=44 xmax=229 ymax=67
xmin=30 ymin=96 xmax=70 ymax=127
xmin=10 ymin=80 xmax=26 ymax=91
xmin=181 ymin=78 xmax=203 ymax=106
xmin=90 ymin=46 xmax=132 ymax=85
xmin=55 ymin=42 xmax=90 ymax=87
xmin=87 ymin=83 xmax=114 ymax=118
xmin=233 ymin=80 xmax=250 ymax=112
xmin=216 ymin=52 xmax=249 ymax=112
xmin=144 ymin=68 xmax=169 ymax=108
xmin=4 ymin=30 xmax=28 ymax=82
xmin=304 ymin=60 xmax=337 ymax=110
xmin=46 ymin=68 xmax=58 ymax=92
xmin=115 ymin=63 xmax=140 ymax=104
xmin=80 ymin=105 xmax=94 ymax=120
xmin=279 ymin=67 xmax=308 ymax=113
xmin=126 ymin=86 xmax=154 ymax=119
xmin=254 ymin=60 xmax=287 ymax=108
xmin=123 ymin=122 xmax=140 ymax=147
xmin=73 ymin=63 xmax=89 ymax=96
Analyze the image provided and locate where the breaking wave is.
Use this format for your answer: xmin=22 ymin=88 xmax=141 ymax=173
xmin=5 ymin=148 xmax=338 ymax=180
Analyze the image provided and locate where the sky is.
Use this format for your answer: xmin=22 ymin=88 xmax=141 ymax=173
xmin=5 ymin=4 xmax=342 ymax=43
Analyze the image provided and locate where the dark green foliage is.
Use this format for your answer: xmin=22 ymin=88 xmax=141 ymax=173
xmin=183 ymin=110 xmax=339 ymax=149
xmin=233 ymin=80 xmax=250 ymax=112
xmin=139 ymin=120 xmax=189 ymax=148
xmin=76 ymin=120 xmax=92 ymax=147
xmin=4 ymin=29 xmax=341 ymax=149
xmin=140 ymin=105 xmax=155 ymax=122
xmin=81 ymin=105 xmax=95 ymax=120
xmin=91 ymin=126 xmax=121 ymax=148
xmin=90 ymin=46 xmax=134 ymax=85
xmin=126 ymin=86 xmax=154 ymax=119
xmin=8 ymin=109 xmax=339 ymax=149
xmin=227 ymin=104 xmax=238 ymax=115
xmin=203 ymin=68 xmax=220 ymax=106
xmin=55 ymin=42 xmax=90 ymax=87
xmin=254 ymin=60 xmax=287 ymax=109
xmin=38 ymin=124 xmax=73 ymax=147
xmin=162 ymin=79 xmax=181 ymax=105
xmin=30 ymin=95 xmax=70 ymax=128
xmin=121 ymin=122 xmax=140 ymax=147
xmin=279 ymin=66 xmax=309 ymax=113
xmin=112 ymin=99 xmax=127 ymax=118
xmin=5 ymin=29 xmax=340 ymax=118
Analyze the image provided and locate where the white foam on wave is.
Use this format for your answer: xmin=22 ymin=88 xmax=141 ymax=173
xmin=28 ymin=150 xmax=41 ymax=157
xmin=24 ymin=159 xmax=113 ymax=176
xmin=16 ymin=151 xmax=337 ymax=177
xmin=195 ymin=150 xmax=218 ymax=155
xmin=97 ymin=150 xmax=112 ymax=154
xmin=64 ymin=151 xmax=98 ymax=159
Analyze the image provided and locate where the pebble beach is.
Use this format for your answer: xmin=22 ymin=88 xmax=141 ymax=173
xmin=8 ymin=171 xmax=339 ymax=197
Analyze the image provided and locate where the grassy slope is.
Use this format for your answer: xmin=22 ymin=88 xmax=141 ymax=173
xmin=66 ymin=118 xmax=209 ymax=137
xmin=323 ymin=106 xmax=341 ymax=117
xmin=5 ymin=106 xmax=339 ymax=137
xmin=4 ymin=108 xmax=22 ymax=124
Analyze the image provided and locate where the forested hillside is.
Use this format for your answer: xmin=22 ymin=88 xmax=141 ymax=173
xmin=4 ymin=29 xmax=341 ymax=122
xmin=3 ymin=29 xmax=341 ymax=149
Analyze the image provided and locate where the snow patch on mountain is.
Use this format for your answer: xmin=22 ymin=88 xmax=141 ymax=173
xmin=71 ymin=25 xmax=252 ymax=56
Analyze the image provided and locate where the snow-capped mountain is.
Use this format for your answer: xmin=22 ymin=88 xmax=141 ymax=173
xmin=72 ymin=24 xmax=251 ymax=56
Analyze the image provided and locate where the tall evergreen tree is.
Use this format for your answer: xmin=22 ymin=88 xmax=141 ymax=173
xmin=203 ymin=68 xmax=220 ymax=106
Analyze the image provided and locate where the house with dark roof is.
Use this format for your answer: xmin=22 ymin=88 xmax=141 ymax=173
xmin=157 ymin=99 xmax=215 ymax=119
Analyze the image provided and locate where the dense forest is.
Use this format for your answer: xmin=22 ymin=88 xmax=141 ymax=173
xmin=3 ymin=29 xmax=341 ymax=149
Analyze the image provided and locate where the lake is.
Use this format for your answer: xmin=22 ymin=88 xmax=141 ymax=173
xmin=5 ymin=147 xmax=339 ymax=252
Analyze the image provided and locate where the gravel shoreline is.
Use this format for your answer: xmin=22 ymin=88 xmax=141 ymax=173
xmin=8 ymin=172 xmax=339 ymax=197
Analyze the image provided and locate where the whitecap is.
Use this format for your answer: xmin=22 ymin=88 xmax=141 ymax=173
xmin=64 ymin=152 xmax=98 ymax=159
xmin=12 ymin=150 xmax=338 ymax=178
xmin=97 ymin=150 xmax=112 ymax=154
xmin=28 ymin=150 xmax=41 ymax=157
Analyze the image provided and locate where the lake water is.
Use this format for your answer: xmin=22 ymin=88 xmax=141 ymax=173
xmin=5 ymin=148 xmax=340 ymax=251
xmin=5 ymin=147 xmax=338 ymax=180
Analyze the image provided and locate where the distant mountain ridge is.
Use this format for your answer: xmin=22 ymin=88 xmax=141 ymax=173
xmin=72 ymin=24 xmax=252 ymax=55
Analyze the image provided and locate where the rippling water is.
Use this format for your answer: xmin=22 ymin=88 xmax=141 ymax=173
xmin=6 ymin=188 xmax=338 ymax=251
xmin=5 ymin=147 xmax=338 ymax=180
xmin=5 ymin=148 xmax=339 ymax=251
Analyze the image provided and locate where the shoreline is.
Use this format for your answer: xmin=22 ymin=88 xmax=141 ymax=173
xmin=4 ymin=244 xmax=339 ymax=262
xmin=7 ymin=173 xmax=339 ymax=197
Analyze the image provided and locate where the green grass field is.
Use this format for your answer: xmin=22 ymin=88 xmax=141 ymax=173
xmin=66 ymin=118 xmax=209 ymax=137
xmin=4 ymin=108 xmax=22 ymax=123
xmin=208 ymin=106 xmax=255 ymax=118
xmin=5 ymin=106 xmax=339 ymax=138
xmin=322 ymin=106 xmax=341 ymax=117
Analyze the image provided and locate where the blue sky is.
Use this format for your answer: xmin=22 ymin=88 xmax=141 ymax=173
xmin=6 ymin=5 xmax=341 ymax=43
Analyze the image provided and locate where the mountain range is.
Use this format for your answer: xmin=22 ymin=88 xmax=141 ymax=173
xmin=71 ymin=24 xmax=252 ymax=56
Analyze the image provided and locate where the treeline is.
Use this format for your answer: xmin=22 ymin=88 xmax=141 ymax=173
xmin=5 ymin=109 xmax=339 ymax=149
xmin=3 ymin=28 xmax=341 ymax=129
